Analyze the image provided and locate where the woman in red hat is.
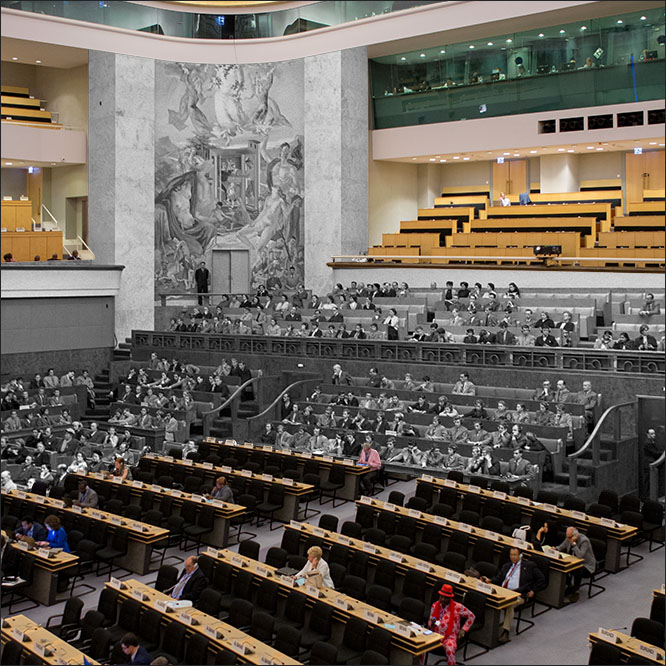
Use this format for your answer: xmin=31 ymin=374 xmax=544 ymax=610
xmin=427 ymin=584 xmax=475 ymax=665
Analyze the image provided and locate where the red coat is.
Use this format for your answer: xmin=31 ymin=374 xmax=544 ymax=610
xmin=428 ymin=599 xmax=475 ymax=639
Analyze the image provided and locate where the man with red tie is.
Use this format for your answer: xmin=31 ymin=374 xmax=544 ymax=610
xmin=482 ymin=547 xmax=545 ymax=643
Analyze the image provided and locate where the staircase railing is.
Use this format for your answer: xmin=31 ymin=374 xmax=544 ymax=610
xmin=41 ymin=204 xmax=61 ymax=230
xmin=567 ymin=400 xmax=634 ymax=494
xmin=201 ymin=375 xmax=260 ymax=438
xmin=649 ymin=451 xmax=665 ymax=502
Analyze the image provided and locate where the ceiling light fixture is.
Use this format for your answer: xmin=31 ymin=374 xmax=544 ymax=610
xmin=530 ymin=150 xmax=537 ymax=154
xmin=567 ymin=149 xmax=575 ymax=152
xmin=463 ymin=157 xmax=470 ymax=160
xmin=440 ymin=50 xmax=446 ymax=54
xmin=440 ymin=159 xmax=446 ymax=162
xmin=453 ymin=156 xmax=460 ymax=159
xmin=5 ymin=162 xmax=13 ymax=165
xmin=35 ymin=60 xmax=41 ymax=64
xmin=640 ymin=15 xmax=646 ymax=20
xmin=558 ymin=148 xmax=566 ymax=152
xmin=503 ymin=152 xmax=510 ymax=155
xmin=420 ymin=53 xmax=426 ymax=58
xmin=616 ymin=19 xmax=623 ymax=24
xmin=506 ymin=38 xmax=513 ymax=43
xmin=487 ymin=42 xmax=494 ymax=46
xmin=538 ymin=33 xmax=544 ymax=37
xmin=469 ymin=45 xmax=475 ymax=49
xmin=11 ymin=57 xmax=18 ymax=60
xmin=559 ymin=29 xmax=565 ymax=34
xmin=580 ymin=26 xmax=587 ymax=31
xmin=429 ymin=158 xmax=436 ymax=161
xmin=400 ymin=57 xmax=406 ymax=61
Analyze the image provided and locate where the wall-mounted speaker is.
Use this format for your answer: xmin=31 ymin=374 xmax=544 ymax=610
xmin=559 ymin=117 xmax=584 ymax=132
xmin=647 ymin=109 xmax=665 ymax=125
xmin=617 ymin=111 xmax=644 ymax=127
xmin=539 ymin=119 xmax=556 ymax=134
xmin=587 ymin=114 xmax=613 ymax=130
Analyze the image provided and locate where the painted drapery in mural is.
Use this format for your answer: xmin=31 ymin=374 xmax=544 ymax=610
xmin=154 ymin=60 xmax=304 ymax=295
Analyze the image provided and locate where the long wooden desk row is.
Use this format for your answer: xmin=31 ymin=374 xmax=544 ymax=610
xmin=1 ymin=615 xmax=98 ymax=665
xmin=589 ymin=629 xmax=665 ymax=664
xmin=354 ymin=497 xmax=583 ymax=608
xmin=202 ymin=437 xmax=372 ymax=501
xmin=202 ymin=548 xmax=442 ymax=664
xmin=279 ymin=521 xmax=519 ymax=650
xmin=1 ymin=231 xmax=63 ymax=262
xmin=140 ymin=453 xmax=314 ymax=524
xmin=109 ymin=578 xmax=300 ymax=665
xmin=2 ymin=488 xmax=167 ymax=576
xmin=71 ymin=471 xmax=246 ymax=548
xmin=415 ymin=476 xmax=637 ymax=573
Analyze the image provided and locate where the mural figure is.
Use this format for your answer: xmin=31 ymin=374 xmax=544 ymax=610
xmin=155 ymin=61 xmax=304 ymax=296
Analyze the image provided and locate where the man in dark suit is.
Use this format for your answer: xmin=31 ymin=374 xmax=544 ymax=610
xmin=331 ymin=364 xmax=353 ymax=386
xmin=494 ymin=321 xmax=516 ymax=345
xmin=534 ymin=327 xmax=558 ymax=347
xmin=634 ymin=324 xmax=658 ymax=351
xmin=194 ymin=261 xmax=210 ymax=306
xmin=483 ymin=547 xmax=545 ymax=643
xmin=119 ymin=632 xmax=152 ymax=665
xmin=170 ymin=555 xmax=208 ymax=605
xmin=15 ymin=516 xmax=48 ymax=543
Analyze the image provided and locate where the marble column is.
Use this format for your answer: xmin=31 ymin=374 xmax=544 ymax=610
xmin=88 ymin=52 xmax=155 ymax=343
xmin=304 ymin=47 xmax=368 ymax=295
xmin=540 ymin=153 xmax=580 ymax=193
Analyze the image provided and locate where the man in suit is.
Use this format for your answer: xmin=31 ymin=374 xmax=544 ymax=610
xmin=331 ymin=364 xmax=353 ymax=386
xmin=452 ymin=372 xmax=476 ymax=395
xmin=553 ymin=379 xmax=572 ymax=404
xmin=532 ymin=379 xmax=554 ymax=402
xmin=634 ymin=324 xmax=658 ymax=351
xmin=194 ymin=261 xmax=210 ymax=306
xmin=507 ymin=449 xmax=532 ymax=478
xmin=119 ymin=632 xmax=152 ymax=665
xmin=483 ymin=547 xmax=545 ymax=643
xmin=534 ymin=327 xmax=558 ymax=347
xmin=73 ymin=479 xmax=99 ymax=508
xmin=558 ymin=527 xmax=596 ymax=603
xmin=16 ymin=516 xmax=48 ymax=543
xmin=171 ymin=555 xmax=208 ymax=605
xmin=494 ymin=321 xmax=516 ymax=345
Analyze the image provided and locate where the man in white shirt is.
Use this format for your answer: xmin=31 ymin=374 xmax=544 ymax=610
xmin=499 ymin=192 xmax=511 ymax=207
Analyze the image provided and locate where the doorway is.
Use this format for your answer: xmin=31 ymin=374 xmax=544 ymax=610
xmin=212 ymin=249 xmax=250 ymax=294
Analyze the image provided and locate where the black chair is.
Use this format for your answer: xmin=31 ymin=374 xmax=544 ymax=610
xmin=391 ymin=570 xmax=427 ymax=611
xmin=479 ymin=515 xmax=504 ymax=534
xmin=399 ymin=596 xmax=426 ymax=624
xmin=238 ymin=539 xmax=260 ymax=560
xmin=249 ymin=610 xmax=275 ymax=643
xmin=198 ymin=587 xmax=223 ymax=617
xmin=219 ymin=570 xmax=254 ymax=615
xmin=184 ymin=475 xmax=203 ymax=494
xmin=597 ymin=489 xmax=619 ymax=516
xmin=183 ymin=504 xmax=216 ymax=552
xmin=96 ymin=586 xmax=119 ymax=627
xmin=340 ymin=521 xmax=363 ymax=539
xmin=650 ymin=594 xmax=665 ymax=626
xmin=336 ymin=616 xmax=368 ymax=664
xmin=153 ymin=619 xmax=187 ymax=664
xmin=1 ymin=552 xmax=38 ymax=614
xmin=630 ymin=617 xmax=665 ymax=648
xmin=70 ymin=610 xmax=106 ymax=649
xmin=274 ymin=590 xmax=308 ymax=631
xmin=274 ymin=624 xmax=302 ymax=659
xmin=318 ymin=514 xmax=339 ymax=532
xmin=211 ymin=561 xmax=233 ymax=595
xmin=432 ymin=502 xmax=455 ymax=519
xmin=372 ymin=560 xmax=396 ymax=590
xmin=256 ymin=485 xmax=285 ymax=530
xmin=152 ymin=564 xmax=179 ymax=593
xmin=388 ymin=490 xmax=405 ymax=506
xmin=366 ymin=584 xmax=391 ymax=611
xmin=447 ymin=470 xmax=464 ymax=483
xmin=137 ymin=607 xmax=162 ymax=652
xmin=87 ymin=627 xmax=113 ymax=662
xmin=107 ymin=596 xmax=141 ymax=642
xmin=535 ymin=490 xmax=559 ymax=505
xmin=458 ymin=509 xmax=480 ymax=527
xmin=438 ymin=551 xmax=466 ymax=573
xmin=45 ymin=597 xmax=84 ymax=638
xmin=299 ymin=473 xmax=321 ymax=520
xmin=265 ymin=546 xmax=288 ymax=569
xmin=467 ymin=539 xmax=496 ymax=569
xmin=619 ymin=510 xmax=645 ymax=567
xmin=68 ymin=539 xmax=97 ymax=598
xmin=355 ymin=504 xmax=375 ymax=533
xmin=588 ymin=502 xmax=613 ymax=519
xmin=230 ymin=494 xmax=258 ymax=543
xmin=459 ymin=590 xmax=489 ymax=661
xmin=513 ymin=485 xmax=533 ymax=501
xmin=185 ymin=633 xmax=210 ymax=665
xmin=343 ymin=574 xmax=367 ymax=601
xmin=445 ymin=531 xmax=469 ymax=557
xmin=213 ymin=648 xmax=239 ymax=665
xmin=387 ymin=534 xmax=412 ymax=554
xmin=562 ymin=495 xmax=586 ymax=512
xmin=329 ymin=562 xmax=347 ymax=589
xmin=469 ymin=475 xmax=489 ymax=490
xmin=96 ymin=527 xmax=130 ymax=579
xmin=123 ymin=504 xmax=143 ymax=521
xmin=586 ymin=538 xmax=610 ymax=599
xmin=309 ymin=641 xmax=338 ymax=665
xmin=105 ymin=499 xmax=124 ymax=516
xmin=641 ymin=500 xmax=665 ymax=552
xmin=320 ymin=466 xmax=346 ymax=508
xmin=255 ymin=579 xmax=279 ymax=615
xmin=376 ymin=512 xmax=397 ymax=536
xmin=147 ymin=511 xmax=184 ymax=568
xmin=618 ymin=494 xmax=641 ymax=516
xmin=364 ymin=626 xmax=392 ymax=662
xmin=300 ymin=601 xmax=333 ymax=648
xmin=489 ymin=480 xmax=510 ymax=494
xmin=588 ymin=641 xmax=623 ymax=665
xmin=405 ymin=496 xmax=429 ymax=512
xmin=0 ymin=641 xmax=23 ymax=666
xmin=413 ymin=542 xmax=438 ymax=564
xmin=416 ymin=524 xmax=442 ymax=554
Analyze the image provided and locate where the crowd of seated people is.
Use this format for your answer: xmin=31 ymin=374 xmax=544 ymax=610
xmin=167 ymin=280 xmax=663 ymax=350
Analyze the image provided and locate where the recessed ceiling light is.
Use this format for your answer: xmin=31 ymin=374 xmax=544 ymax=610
xmin=411 ymin=157 xmax=417 ymax=160
xmin=580 ymin=26 xmax=587 ymax=31
xmin=538 ymin=33 xmax=544 ymax=37
xmin=503 ymin=152 xmax=510 ymax=155
xmin=659 ymin=143 xmax=665 ymax=147
xmin=5 ymin=162 xmax=13 ymax=165
xmin=11 ymin=57 xmax=18 ymax=61
xmin=440 ymin=50 xmax=446 ymax=54
xmin=35 ymin=60 xmax=41 ymax=64
xmin=596 ymin=147 xmax=603 ymax=151
xmin=559 ymin=29 xmax=565 ymax=34
xmin=435 ymin=156 xmax=440 ymax=158
xmin=487 ymin=42 xmax=494 ymax=46
xmin=51 ymin=162 xmax=56 ymax=165
xmin=463 ymin=157 xmax=470 ymax=160
xmin=506 ymin=38 xmax=513 ymax=43
xmin=640 ymin=15 xmax=646 ymax=20
xmin=617 ymin=19 xmax=623 ymax=24
xmin=558 ymin=148 xmax=566 ymax=152
xmin=453 ymin=156 xmax=460 ymax=159
xmin=429 ymin=158 xmax=436 ymax=161
xmin=419 ymin=53 xmax=426 ymax=58
xmin=567 ymin=149 xmax=575 ymax=152
xmin=649 ymin=142 xmax=657 ymax=145
xmin=400 ymin=57 xmax=406 ymax=61
xmin=439 ymin=159 xmax=446 ymax=162
xmin=513 ymin=153 xmax=520 ymax=157
xmin=530 ymin=150 xmax=537 ymax=154
xmin=469 ymin=45 xmax=475 ymax=49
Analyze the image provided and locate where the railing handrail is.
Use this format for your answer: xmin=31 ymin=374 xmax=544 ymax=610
xmin=77 ymin=235 xmax=95 ymax=259
xmin=649 ymin=451 xmax=665 ymax=468
xmin=41 ymin=203 xmax=58 ymax=225
xmin=568 ymin=400 xmax=635 ymax=460
xmin=247 ymin=377 xmax=324 ymax=424
xmin=202 ymin=374 xmax=260 ymax=418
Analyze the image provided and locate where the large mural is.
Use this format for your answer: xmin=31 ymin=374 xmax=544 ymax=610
xmin=154 ymin=60 xmax=304 ymax=295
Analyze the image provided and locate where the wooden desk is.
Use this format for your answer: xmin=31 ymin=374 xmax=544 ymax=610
xmin=1 ymin=615 xmax=98 ymax=665
xmin=1 ymin=231 xmax=62 ymax=262
xmin=282 ymin=521 xmax=521 ymax=650
xmin=416 ymin=476 xmax=637 ymax=573
xmin=484 ymin=203 xmax=613 ymax=222
xmin=203 ymin=438 xmax=371 ymax=502
xmin=360 ymin=498 xmax=583 ymax=609
xmin=141 ymin=453 xmax=313 ymax=524
xmin=109 ymin=579 xmax=300 ymax=665
xmin=589 ymin=629 xmax=665 ymax=664
xmin=420 ymin=206 xmax=475 ymax=223
xmin=1 ymin=200 xmax=32 ymax=231
xmin=203 ymin=548 xmax=441 ymax=664
xmin=72 ymin=471 xmax=246 ymax=548
xmin=2 ymin=489 xmax=168 ymax=575
xmin=8 ymin=542 xmax=78 ymax=606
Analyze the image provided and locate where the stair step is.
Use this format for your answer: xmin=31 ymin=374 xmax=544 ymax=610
xmin=579 ymin=448 xmax=614 ymax=462
xmin=553 ymin=472 xmax=593 ymax=487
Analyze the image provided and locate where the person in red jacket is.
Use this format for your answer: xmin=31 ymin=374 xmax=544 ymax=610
xmin=428 ymin=584 xmax=475 ymax=665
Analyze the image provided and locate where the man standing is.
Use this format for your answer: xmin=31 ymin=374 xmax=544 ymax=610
xmin=642 ymin=427 xmax=664 ymax=500
xmin=558 ymin=526 xmax=596 ymax=603
xmin=194 ymin=261 xmax=210 ymax=306
xmin=358 ymin=439 xmax=382 ymax=495
xmin=428 ymin=584 xmax=475 ymax=665
xmin=483 ymin=548 xmax=545 ymax=643
xmin=577 ymin=381 xmax=598 ymax=434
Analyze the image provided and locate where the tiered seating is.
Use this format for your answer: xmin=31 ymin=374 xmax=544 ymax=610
xmin=1 ymin=85 xmax=55 ymax=124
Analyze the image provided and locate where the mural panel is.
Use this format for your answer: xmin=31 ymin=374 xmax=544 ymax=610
xmin=155 ymin=60 xmax=304 ymax=296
